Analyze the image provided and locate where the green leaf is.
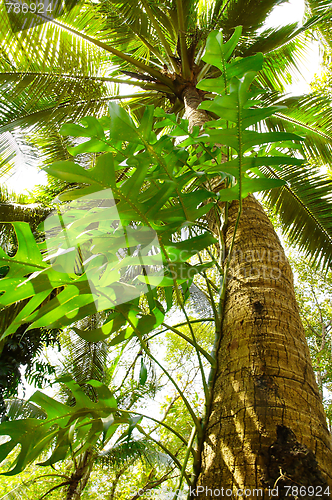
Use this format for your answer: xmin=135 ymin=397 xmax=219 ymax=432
xmin=136 ymin=307 xmax=164 ymax=335
xmin=120 ymin=159 xmax=152 ymax=199
xmin=139 ymin=358 xmax=148 ymax=386
xmin=44 ymin=161 xmax=101 ymax=185
xmin=72 ymin=306 xmax=132 ymax=342
xmin=108 ymin=102 xmax=141 ymax=143
xmin=226 ymin=53 xmax=264 ymax=80
xmin=163 ymin=233 xmax=218 ymax=263
xmin=0 ymin=290 xmax=50 ymax=341
xmin=138 ymin=105 xmax=155 ymax=142
xmin=202 ymin=27 xmax=243 ymax=70
xmin=61 ymin=116 xmax=105 ymax=140
xmin=217 ymin=176 xmax=286 ymax=201
xmin=198 ymin=54 xmax=264 ymax=93
xmin=200 ymin=102 xmax=284 ymax=129
xmin=144 ymin=181 xmax=177 ymax=216
xmin=222 ymin=26 xmax=243 ymax=61
xmin=202 ymin=156 xmax=305 ymax=176
xmin=88 ymin=380 xmax=117 ymax=409
xmin=68 ymin=137 xmax=113 ymax=155
xmin=197 ymin=76 xmax=226 ymax=94
xmin=0 ymin=378 xmax=125 ymax=475
xmin=204 ymin=129 xmax=303 ymax=153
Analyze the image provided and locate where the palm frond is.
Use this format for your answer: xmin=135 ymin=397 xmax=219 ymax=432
xmin=27 ymin=128 xmax=75 ymax=166
xmin=0 ymin=73 xmax=114 ymax=131
xmin=0 ymin=133 xmax=16 ymax=179
xmin=243 ymin=23 xmax=300 ymax=56
xmin=3 ymin=398 xmax=46 ymax=420
xmin=257 ymin=35 xmax=309 ymax=92
xmin=97 ymin=438 xmax=170 ymax=468
xmin=59 ymin=325 xmax=109 ymax=387
xmin=43 ymin=13 xmax=176 ymax=86
xmin=0 ymin=93 xmax=120 ymax=168
xmin=213 ymin=0 xmax=288 ymax=36
xmin=99 ymin=0 xmax=168 ymax=65
xmin=267 ymin=92 xmax=332 ymax=164
xmin=0 ymin=3 xmax=105 ymax=75
xmin=305 ymin=0 xmax=332 ymax=47
xmin=261 ymin=162 xmax=332 ymax=270
xmin=0 ymin=185 xmax=32 ymax=204
xmin=243 ymin=11 xmax=329 ymax=55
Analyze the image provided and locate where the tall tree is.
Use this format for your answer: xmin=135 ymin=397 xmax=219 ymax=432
xmin=1 ymin=0 xmax=332 ymax=496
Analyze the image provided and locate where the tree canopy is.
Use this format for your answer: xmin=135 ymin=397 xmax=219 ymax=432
xmin=1 ymin=1 xmax=332 ymax=498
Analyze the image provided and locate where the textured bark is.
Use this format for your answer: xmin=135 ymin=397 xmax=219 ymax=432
xmin=195 ymin=195 xmax=332 ymax=498
xmin=182 ymin=86 xmax=210 ymax=132
xmin=0 ymin=202 xmax=48 ymax=222
xmin=66 ymin=451 xmax=93 ymax=500
xmin=182 ymin=85 xmax=332 ymax=497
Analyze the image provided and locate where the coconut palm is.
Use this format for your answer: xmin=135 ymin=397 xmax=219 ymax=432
xmin=0 ymin=0 xmax=332 ymax=260
xmin=1 ymin=0 xmax=332 ymax=493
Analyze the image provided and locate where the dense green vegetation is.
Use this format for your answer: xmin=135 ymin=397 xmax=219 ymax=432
xmin=1 ymin=0 xmax=332 ymax=498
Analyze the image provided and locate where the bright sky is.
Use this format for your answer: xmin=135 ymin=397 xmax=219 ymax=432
xmin=264 ymin=0 xmax=322 ymax=94
xmin=2 ymin=0 xmax=323 ymax=195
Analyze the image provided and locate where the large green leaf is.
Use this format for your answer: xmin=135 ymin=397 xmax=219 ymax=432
xmin=0 ymin=377 xmax=124 ymax=475
xmin=0 ymin=105 xmax=220 ymax=339
xmin=195 ymin=55 xmax=305 ymax=198
xmin=201 ymin=27 xmax=243 ymax=70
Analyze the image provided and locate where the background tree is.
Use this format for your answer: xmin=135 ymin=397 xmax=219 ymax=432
xmin=0 ymin=321 xmax=175 ymax=500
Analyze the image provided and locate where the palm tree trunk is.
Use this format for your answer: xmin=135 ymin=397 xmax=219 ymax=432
xmin=194 ymin=195 xmax=332 ymax=497
xmin=182 ymin=86 xmax=210 ymax=132
xmin=181 ymin=90 xmax=332 ymax=497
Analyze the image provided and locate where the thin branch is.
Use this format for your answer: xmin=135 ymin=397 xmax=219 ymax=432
xmin=157 ymin=322 xmax=214 ymax=364
xmin=136 ymin=425 xmax=192 ymax=485
xmin=38 ymin=481 xmax=71 ymax=500
xmin=129 ymin=469 xmax=177 ymax=500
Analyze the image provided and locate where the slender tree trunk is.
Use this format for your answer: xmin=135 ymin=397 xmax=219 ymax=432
xmin=66 ymin=451 xmax=94 ymax=500
xmin=182 ymin=88 xmax=332 ymax=498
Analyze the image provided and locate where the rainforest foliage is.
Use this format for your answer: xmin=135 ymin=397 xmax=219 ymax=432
xmin=0 ymin=30 xmax=320 ymax=499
